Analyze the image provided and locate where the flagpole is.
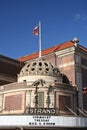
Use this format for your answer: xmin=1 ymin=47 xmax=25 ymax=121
xmin=39 ymin=21 xmax=41 ymax=58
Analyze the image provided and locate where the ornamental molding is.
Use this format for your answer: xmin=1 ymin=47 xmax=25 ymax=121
xmin=55 ymin=46 xmax=75 ymax=57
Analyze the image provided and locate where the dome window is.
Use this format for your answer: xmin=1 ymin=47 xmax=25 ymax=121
xmin=44 ymin=62 xmax=48 ymax=66
xmin=26 ymin=69 xmax=28 ymax=71
xmin=51 ymin=64 xmax=53 ymax=68
xmin=31 ymin=68 xmax=35 ymax=71
xmin=27 ymin=64 xmax=30 ymax=68
xmin=46 ymin=68 xmax=49 ymax=71
xmin=39 ymin=68 xmax=42 ymax=70
xmin=32 ymin=62 xmax=37 ymax=66
xmin=39 ymin=62 xmax=42 ymax=66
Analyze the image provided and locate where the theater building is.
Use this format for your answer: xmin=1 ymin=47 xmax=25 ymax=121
xmin=0 ymin=37 xmax=87 ymax=129
xmin=18 ymin=37 xmax=87 ymax=111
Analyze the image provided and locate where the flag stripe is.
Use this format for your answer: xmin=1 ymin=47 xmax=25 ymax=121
xmin=33 ymin=25 xmax=39 ymax=36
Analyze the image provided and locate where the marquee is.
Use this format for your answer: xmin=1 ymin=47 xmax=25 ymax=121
xmin=0 ymin=115 xmax=87 ymax=128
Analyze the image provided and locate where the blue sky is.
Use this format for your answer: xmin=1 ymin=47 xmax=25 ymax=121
xmin=0 ymin=0 xmax=87 ymax=58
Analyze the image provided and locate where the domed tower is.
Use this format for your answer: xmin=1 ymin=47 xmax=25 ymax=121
xmin=18 ymin=58 xmax=63 ymax=109
xmin=18 ymin=58 xmax=62 ymax=84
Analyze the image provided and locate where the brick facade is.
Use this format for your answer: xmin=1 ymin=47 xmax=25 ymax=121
xmin=18 ymin=41 xmax=87 ymax=110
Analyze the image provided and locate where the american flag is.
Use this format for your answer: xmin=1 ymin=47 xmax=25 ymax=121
xmin=32 ymin=25 xmax=39 ymax=36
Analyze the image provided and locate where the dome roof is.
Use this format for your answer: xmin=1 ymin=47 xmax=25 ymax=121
xmin=19 ymin=58 xmax=60 ymax=77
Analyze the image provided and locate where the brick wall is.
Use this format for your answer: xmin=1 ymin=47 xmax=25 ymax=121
xmin=3 ymin=91 xmax=25 ymax=114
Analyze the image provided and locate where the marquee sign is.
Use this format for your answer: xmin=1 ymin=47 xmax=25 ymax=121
xmin=26 ymin=108 xmax=59 ymax=115
xmin=0 ymin=115 xmax=87 ymax=128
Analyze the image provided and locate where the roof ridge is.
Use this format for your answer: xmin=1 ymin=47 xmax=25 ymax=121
xmin=17 ymin=41 xmax=75 ymax=62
